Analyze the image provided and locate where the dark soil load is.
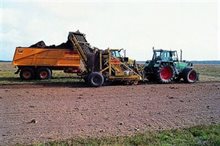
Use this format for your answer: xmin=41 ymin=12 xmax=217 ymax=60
xmin=29 ymin=37 xmax=74 ymax=49
xmin=29 ymin=30 xmax=100 ymax=72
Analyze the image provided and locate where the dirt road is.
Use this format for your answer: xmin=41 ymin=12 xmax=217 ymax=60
xmin=0 ymin=82 xmax=220 ymax=145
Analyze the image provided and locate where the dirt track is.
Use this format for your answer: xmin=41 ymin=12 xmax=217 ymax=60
xmin=0 ymin=82 xmax=220 ymax=145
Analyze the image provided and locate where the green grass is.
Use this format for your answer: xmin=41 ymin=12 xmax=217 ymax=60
xmin=194 ymin=65 xmax=220 ymax=82
xmin=0 ymin=63 xmax=220 ymax=84
xmin=0 ymin=62 xmax=83 ymax=85
xmin=194 ymin=65 xmax=220 ymax=78
xmin=27 ymin=124 xmax=220 ymax=146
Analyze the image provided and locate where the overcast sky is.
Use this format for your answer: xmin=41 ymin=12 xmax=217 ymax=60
xmin=0 ymin=0 xmax=219 ymax=61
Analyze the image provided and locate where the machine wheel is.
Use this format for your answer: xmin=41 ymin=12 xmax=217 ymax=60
xmin=183 ymin=68 xmax=197 ymax=83
xmin=88 ymin=72 xmax=104 ymax=87
xmin=156 ymin=65 xmax=174 ymax=83
xmin=20 ymin=67 xmax=35 ymax=80
xmin=37 ymin=67 xmax=52 ymax=80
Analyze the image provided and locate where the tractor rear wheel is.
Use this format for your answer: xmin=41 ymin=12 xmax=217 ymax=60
xmin=37 ymin=67 xmax=52 ymax=80
xmin=183 ymin=68 xmax=197 ymax=83
xmin=88 ymin=72 xmax=104 ymax=87
xmin=156 ymin=65 xmax=174 ymax=83
xmin=20 ymin=67 xmax=35 ymax=80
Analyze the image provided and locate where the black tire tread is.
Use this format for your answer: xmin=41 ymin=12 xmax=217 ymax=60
xmin=19 ymin=67 xmax=35 ymax=80
xmin=182 ymin=68 xmax=197 ymax=83
xmin=88 ymin=72 xmax=104 ymax=87
xmin=156 ymin=65 xmax=174 ymax=83
xmin=37 ymin=67 xmax=52 ymax=80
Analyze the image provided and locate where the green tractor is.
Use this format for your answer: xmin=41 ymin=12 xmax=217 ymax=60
xmin=144 ymin=48 xmax=198 ymax=83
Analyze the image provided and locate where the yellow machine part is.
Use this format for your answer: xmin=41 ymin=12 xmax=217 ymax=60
xmin=12 ymin=47 xmax=80 ymax=67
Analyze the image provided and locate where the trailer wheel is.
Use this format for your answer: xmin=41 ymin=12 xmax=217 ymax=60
xmin=20 ymin=67 xmax=35 ymax=80
xmin=37 ymin=67 xmax=52 ymax=80
xmin=183 ymin=68 xmax=197 ymax=83
xmin=88 ymin=72 xmax=104 ymax=87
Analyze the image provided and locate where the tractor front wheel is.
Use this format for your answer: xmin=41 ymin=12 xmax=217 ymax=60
xmin=88 ymin=72 xmax=104 ymax=87
xmin=156 ymin=65 xmax=174 ymax=83
xmin=183 ymin=68 xmax=197 ymax=83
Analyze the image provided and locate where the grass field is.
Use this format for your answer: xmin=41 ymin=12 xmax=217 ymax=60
xmin=26 ymin=124 xmax=220 ymax=146
xmin=0 ymin=62 xmax=82 ymax=84
xmin=0 ymin=62 xmax=220 ymax=84
xmin=194 ymin=65 xmax=220 ymax=82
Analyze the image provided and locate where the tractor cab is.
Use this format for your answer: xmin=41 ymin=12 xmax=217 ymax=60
xmin=111 ymin=49 xmax=129 ymax=62
xmin=153 ymin=49 xmax=178 ymax=62
xmin=110 ymin=49 xmax=138 ymax=72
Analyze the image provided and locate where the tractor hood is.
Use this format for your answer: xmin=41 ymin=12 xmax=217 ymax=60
xmin=174 ymin=61 xmax=193 ymax=71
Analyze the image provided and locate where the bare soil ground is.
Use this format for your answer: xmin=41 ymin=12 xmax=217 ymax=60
xmin=0 ymin=82 xmax=220 ymax=145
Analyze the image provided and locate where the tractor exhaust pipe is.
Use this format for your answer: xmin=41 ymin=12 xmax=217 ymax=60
xmin=180 ymin=49 xmax=182 ymax=61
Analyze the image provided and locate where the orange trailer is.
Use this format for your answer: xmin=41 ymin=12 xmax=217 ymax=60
xmin=12 ymin=47 xmax=81 ymax=80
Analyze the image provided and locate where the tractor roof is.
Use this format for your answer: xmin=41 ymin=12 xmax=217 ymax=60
xmin=154 ymin=49 xmax=177 ymax=53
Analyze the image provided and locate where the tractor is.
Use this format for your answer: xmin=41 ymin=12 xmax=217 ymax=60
xmin=144 ymin=48 xmax=198 ymax=83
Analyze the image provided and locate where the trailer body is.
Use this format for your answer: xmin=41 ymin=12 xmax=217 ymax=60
xmin=13 ymin=47 xmax=80 ymax=67
xmin=12 ymin=47 xmax=81 ymax=80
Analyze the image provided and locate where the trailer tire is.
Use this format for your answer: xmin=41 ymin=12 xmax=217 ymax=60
xmin=37 ymin=67 xmax=52 ymax=80
xmin=20 ymin=67 xmax=35 ymax=80
xmin=183 ymin=68 xmax=197 ymax=83
xmin=88 ymin=72 xmax=104 ymax=87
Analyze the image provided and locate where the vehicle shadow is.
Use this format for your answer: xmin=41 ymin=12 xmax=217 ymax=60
xmin=34 ymin=81 xmax=88 ymax=88
xmin=0 ymin=77 xmax=89 ymax=88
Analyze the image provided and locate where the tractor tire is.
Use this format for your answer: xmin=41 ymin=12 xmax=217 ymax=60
xmin=20 ymin=67 xmax=35 ymax=80
xmin=183 ymin=68 xmax=197 ymax=83
xmin=156 ymin=65 xmax=174 ymax=83
xmin=37 ymin=67 xmax=52 ymax=80
xmin=88 ymin=72 xmax=104 ymax=87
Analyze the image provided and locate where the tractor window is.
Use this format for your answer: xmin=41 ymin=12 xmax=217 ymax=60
xmin=161 ymin=52 xmax=170 ymax=61
xmin=155 ymin=52 xmax=161 ymax=60
xmin=112 ymin=51 xmax=121 ymax=58
xmin=171 ymin=51 xmax=178 ymax=61
xmin=155 ymin=51 xmax=170 ymax=61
